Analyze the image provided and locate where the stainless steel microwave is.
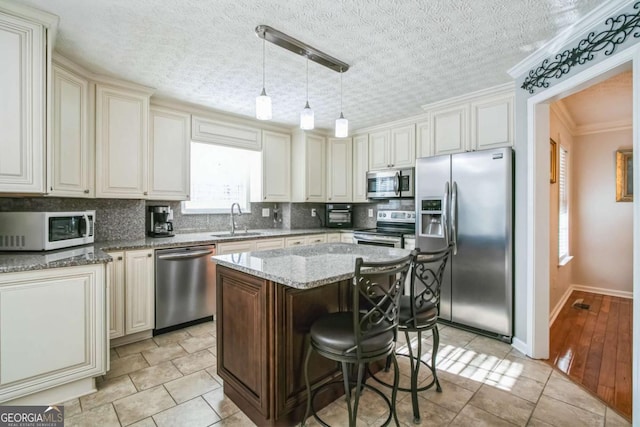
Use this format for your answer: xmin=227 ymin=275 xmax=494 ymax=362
xmin=0 ymin=211 xmax=95 ymax=251
xmin=366 ymin=168 xmax=414 ymax=199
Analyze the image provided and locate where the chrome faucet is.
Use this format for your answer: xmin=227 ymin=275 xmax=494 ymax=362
xmin=230 ymin=203 xmax=242 ymax=235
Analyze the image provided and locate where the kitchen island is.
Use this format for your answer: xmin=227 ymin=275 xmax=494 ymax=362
xmin=212 ymin=243 xmax=410 ymax=427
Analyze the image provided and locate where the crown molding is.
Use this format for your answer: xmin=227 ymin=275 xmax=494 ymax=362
xmin=574 ymin=118 xmax=632 ymax=136
xmin=52 ymin=53 xmax=95 ymax=78
xmin=0 ymin=0 xmax=59 ymax=28
xmin=353 ymin=112 xmax=428 ymax=135
xmin=550 ymin=101 xmax=576 ymax=134
xmin=92 ymin=74 xmax=155 ymax=95
xmin=420 ymin=82 xmax=515 ymax=111
xmin=508 ymin=0 xmax=633 ymax=78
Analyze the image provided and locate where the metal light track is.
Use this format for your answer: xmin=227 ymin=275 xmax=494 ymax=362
xmin=255 ymin=25 xmax=349 ymax=73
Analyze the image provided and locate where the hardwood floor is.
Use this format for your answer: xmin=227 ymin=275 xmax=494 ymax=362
xmin=548 ymin=290 xmax=632 ymax=420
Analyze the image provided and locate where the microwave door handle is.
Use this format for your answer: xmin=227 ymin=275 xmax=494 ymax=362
xmin=80 ymin=214 xmax=89 ymax=238
xmin=394 ymin=172 xmax=400 ymax=195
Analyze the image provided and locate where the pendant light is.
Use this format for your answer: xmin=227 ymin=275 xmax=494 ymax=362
xmin=255 ymin=39 xmax=272 ymax=120
xmin=300 ymin=58 xmax=314 ymax=130
xmin=335 ymin=69 xmax=348 ymax=137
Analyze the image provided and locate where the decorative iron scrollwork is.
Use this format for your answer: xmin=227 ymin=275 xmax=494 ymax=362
xmin=521 ymin=2 xmax=640 ymax=94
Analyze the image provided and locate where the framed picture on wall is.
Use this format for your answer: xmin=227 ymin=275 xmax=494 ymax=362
xmin=550 ymin=139 xmax=557 ymax=184
xmin=616 ymin=149 xmax=633 ymax=202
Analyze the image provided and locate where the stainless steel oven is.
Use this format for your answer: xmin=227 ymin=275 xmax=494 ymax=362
xmin=325 ymin=204 xmax=353 ymax=228
xmin=353 ymin=210 xmax=415 ymax=248
xmin=366 ymin=168 xmax=414 ymax=199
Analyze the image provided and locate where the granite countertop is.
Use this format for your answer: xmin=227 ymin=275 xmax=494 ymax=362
xmin=212 ymin=242 xmax=411 ymax=289
xmin=0 ymin=228 xmax=356 ymax=274
xmin=0 ymin=245 xmax=113 ymax=274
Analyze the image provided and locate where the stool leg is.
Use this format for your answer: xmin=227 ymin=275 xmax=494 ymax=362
xmin=390 ymin=351 xmax=401 ymax=427
xmin=432 ymin=325 xmax=442 ymax=393
xmin=302 ymin=343 xmax=314 ymax=426
xmin=341 ymin=361 xmax=354 ymax=426
xmin=353 ymin=362 xmax=365 ymax=425
xmin=403 ymin=330 xmax=420 ymax=423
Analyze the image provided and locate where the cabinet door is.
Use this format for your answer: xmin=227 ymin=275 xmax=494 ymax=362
xmin=148 ymin=107 xmax=190 ymax=200
xmin=255 ymin=238 xmax=285 ymax=251
xmin=432 ymin=105 xmax=469 ymax=155
xmin=0 ymin=265 xmax=106 ymax=402
xmin=471 ymin=95 xmax=513 ymax=150
xmin=216 ymin=241 xmax=256 ymax=255
xmin=416 ymin=121 xmax=431 ymax=158
xmin=49 ymin=64 xmax=91 ymax=197
xmin=262 ymin=131 xmax=291 ymax=202
xmin=305 ymin=134 xmax=326 ymax=202
xmin=0 ymin=13 xmax=45 ymax=193
xmin=326 ymin=138 xmax=352 ymax=203
xmin=125 ymin=249 xmax=154 ymax=334
xmin=390 ymin=125 xmax=415 ymax=168
xmin=326 ymin=233 xmax=341 ymax=243
xmin=107 ymin=251 xmax=125 ymax=339
xmin=368 ymin=130 xmax=390 ymax=171
xmin=352 ymin=134 xmax=369 ymax=203
xmin=96 ymin=85 xmax=149 ymax=198
xmin=340 ymin=233 xmax=354 ymax=244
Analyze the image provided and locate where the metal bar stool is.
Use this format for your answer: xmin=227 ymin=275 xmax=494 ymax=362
xmin=369 ymin=244 xmax=453 ymax=424
xmin=302 ymin=251 xmax=415 ymax=427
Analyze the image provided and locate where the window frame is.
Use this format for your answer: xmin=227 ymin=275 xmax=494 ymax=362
xmin=558 ymin=144 xmax=572 ymax=266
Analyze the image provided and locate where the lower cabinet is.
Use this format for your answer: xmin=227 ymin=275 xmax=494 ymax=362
xmin=326 ymin=233 xmax=341 ymax=243
xmin=0 ymin=264 xmax=107 ymax=403
xmin=107 ymin=249 xmax=154 ymax=340
xmin=340 ymin=232 xmax=354 ymax=243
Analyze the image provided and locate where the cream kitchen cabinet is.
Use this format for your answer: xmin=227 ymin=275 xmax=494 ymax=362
xmin=306 ymin=234 xmax=327 ymax=245
xmin=148 ymin=106 xmax=191 ymax=200
xmin=470 ymin=93 xmax=514 ymax=151
xmin=107 ymin=249 xmax=154 ymax=339
xmin=95 ymin=83 xmax=152 ymax=198
xmin=48 ymin=62 xmax=92 ymax=197
xmin=284 ymin=236 xmax=307 ymax=248
xmin=368 ymin=125 xmax=416 ymax=171
xmin=340 ymin=232 xmax=354 ymax=243
xmin=326 ymin=137 xmax=352 ymax=203
xmin=0 ymin=4 xmax=57 ymax=194
xmin=259 ymin=130 xmax=291 ymax=202
xmin=431 ymin=105 xmax=469 ymax=155
xmin=327 ymin=233 xmax=341 ymax=243
xmin=254 ymin=238 xmax=285 ymax=250
xmin=416 ymin=120 xmax=431 ymax=158
xmin=0 ymin=264 xmax=106 ymax=404
xmin=292 ymin=130 xmax=326 ymax=202
xmin=216 ymin=240 xmax=256 ymax=255
xmin=352 ymin=134 xmax=369 ymax=203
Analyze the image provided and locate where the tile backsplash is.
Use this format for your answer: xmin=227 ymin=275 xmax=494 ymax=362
xmin=0 ymin=197 xmax=414 ymax=241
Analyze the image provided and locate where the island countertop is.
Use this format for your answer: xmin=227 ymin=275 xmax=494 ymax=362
xmin=212 ymin=242 xmax=410 ymax=289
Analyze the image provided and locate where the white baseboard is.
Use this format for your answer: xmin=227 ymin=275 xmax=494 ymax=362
xmin=549 ymin=284 xmax=633 ymax=327
xmin=511 ymin=337 xmax=529 ymax=357
xmin=571 ymin=284 xmax=633 ymax=299
xmin=549 ymin=286 xmax=575 ymax=327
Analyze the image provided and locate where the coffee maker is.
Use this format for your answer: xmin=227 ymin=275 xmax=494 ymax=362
xmin=147 ymin=206 xmax=174 ymax=237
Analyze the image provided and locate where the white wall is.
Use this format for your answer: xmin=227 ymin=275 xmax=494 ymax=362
xmin=571 ymin=129 xmax=633 ymax=293
xmin=548 ymin=107 xmax=574 ymax=312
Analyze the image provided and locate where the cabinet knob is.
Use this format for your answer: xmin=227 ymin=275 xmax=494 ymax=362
xmin=144 ymin=191 xmax=148 ymax=196
xmin=306 ymin=197 xmax=309 ymax=200
xmin=148 ymin=253 xmax=152 ymax=257
xmin=264 ymin=197 xmax=267 ymax=200
xmin=84 ymin=189 xmax=90 ymax=194
xmin=50 ymin=186 xmax=53 ymax=191
xmin=328 ymin=197 xmax=331 ymax=200
xmin=117 ymin=256 xmax=123 ymax=260
xmin=186 ymin=195 xmax=189 ymax=198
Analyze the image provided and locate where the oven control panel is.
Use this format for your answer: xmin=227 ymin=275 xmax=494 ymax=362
xmin=377 ymin=210 xmax=415 ymax=223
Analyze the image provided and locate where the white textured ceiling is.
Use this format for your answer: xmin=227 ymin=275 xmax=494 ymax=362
xmin=16 ymin=0 xmax=605 ymax=131
xmin=560 ymin=70 xmax=632 ymax=128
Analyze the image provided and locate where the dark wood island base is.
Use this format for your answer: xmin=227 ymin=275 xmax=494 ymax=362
xmin=216 ymin=266 xmax=351 ymax=426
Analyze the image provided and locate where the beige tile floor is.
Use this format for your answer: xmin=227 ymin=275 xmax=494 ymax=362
xmin=60 ymin=321 xmax=631 ymax=426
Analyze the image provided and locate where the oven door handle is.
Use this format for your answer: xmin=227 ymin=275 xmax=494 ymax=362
xmin=329 ymin=210 xmax=352 ymax=213
xmin=354 ymin=237 xmax=401 ymax=245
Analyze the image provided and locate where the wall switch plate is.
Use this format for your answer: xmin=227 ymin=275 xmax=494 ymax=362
xmin=262 ymin=208 xmax=270 ymax=217
xmin=368 ymin=209 xmax=374 ymax=217
xmin=311 ymin=208 xmax=317 ymax=217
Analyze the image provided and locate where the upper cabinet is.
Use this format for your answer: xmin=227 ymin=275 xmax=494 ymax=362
xmin=49 ymin=61 xmax=92 ymax=197
xmin=260 ymin=130 xmax=291 ymax=202
xmin=416 ymin=120 xmax=431 ymax=158
xmin=368 ymin=124 xmax=415 ymax=171
xmin=95 ymin=83 xmax=152 ymax=198
xmin=352 ymin=134 xmax=369 ymax=203
xmin=148 ymin=106 xmax=191 ymax=200
xmin=427 ymin=84 xmax=514 ymax=156
xmin=292 ymin=130 xmax=326 ymax=202
xmin=326 ymin=137 xmax=352 ymax=203
xmin=0 ymin=4 xmax=57 ymax=194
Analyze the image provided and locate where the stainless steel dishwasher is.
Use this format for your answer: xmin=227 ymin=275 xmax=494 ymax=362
xmin=154 ymin=245 xmax=216 ymax=334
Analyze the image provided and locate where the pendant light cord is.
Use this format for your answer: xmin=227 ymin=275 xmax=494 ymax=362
xmin=306 ymin=58 xmax=309 ymax=102
xmin=340 ymin=68 xmax=343 ymax=113
xmin=262 ymin=39 xmax=266 ymax=89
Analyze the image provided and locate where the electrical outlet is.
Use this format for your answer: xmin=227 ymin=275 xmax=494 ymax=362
xmin=262 ymin=208 xmax=270 ymax=217
xmin=368 ymin=209 xmax=374 ymax=218
xmin=311 ymin=208 xmax=317 ymax=217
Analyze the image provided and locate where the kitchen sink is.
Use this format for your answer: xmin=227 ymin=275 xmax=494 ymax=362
xmin=210 ymin=231 xmax=262 ymax=237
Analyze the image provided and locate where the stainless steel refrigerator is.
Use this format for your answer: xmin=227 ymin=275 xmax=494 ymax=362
xmin=415 ymin=147 xmax=513 ymax=341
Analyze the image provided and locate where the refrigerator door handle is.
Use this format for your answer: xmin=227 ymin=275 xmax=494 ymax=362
xmin=451 ymin=181 xmax=458 ymax=255
xmin=443 ymin=182 xmax=450 ymax=246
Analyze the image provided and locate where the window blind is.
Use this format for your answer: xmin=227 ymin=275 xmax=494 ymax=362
xmin=558 ymin=146 xmax=569 ymax=261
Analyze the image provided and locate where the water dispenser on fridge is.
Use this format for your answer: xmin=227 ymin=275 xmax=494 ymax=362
xmin=419 ymin=198 xmax=445 ymax=239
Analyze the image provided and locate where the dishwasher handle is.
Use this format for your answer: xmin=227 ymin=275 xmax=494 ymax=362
xmin=157 ymin=250 xmax=213 ymax=260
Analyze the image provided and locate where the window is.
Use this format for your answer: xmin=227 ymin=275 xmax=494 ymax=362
xmin=558 ymin=145 xmax=571 ymax=264
xmin=182 ymin=142 xmax=260 ymax=214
